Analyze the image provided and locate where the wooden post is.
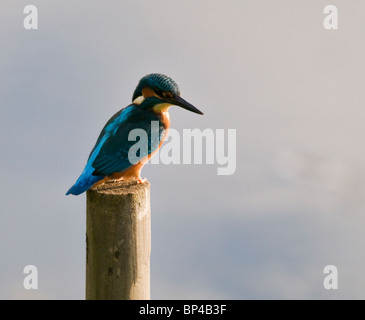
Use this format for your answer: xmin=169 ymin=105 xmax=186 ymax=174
xmin=85 ymin=180 xmax=151 ymax=300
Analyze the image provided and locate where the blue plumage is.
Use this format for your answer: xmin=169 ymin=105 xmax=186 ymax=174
xmin=66 ymin=105 xmax=165 ymax=195
xmin=132 ymin=73 xmax=180 ymax=101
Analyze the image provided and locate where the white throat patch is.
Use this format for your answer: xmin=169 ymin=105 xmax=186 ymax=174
xmin=133 ymin=95 xmax=145 ymax=105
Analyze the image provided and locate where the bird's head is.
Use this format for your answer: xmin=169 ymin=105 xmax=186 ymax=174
xmin=132 ymin=73 xmax=203 ymax=115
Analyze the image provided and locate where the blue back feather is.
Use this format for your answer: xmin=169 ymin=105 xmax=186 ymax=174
xmin=66 ymin=104 xmax=165 ymax=195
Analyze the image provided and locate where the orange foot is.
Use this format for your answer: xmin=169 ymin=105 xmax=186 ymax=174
xmin=137 ymin=177 xmax=147 ymax=184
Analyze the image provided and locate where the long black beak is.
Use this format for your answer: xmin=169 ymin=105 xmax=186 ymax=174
xmin=165 ymin=95 xmax=204 ymax=115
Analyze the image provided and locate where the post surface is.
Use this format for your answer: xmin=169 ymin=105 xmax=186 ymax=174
xmin=86 ymin=180 xmax=151 ymax=300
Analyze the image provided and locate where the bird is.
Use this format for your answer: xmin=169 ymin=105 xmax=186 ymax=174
xmin=66 ymin=73 xmax=203 ymax=196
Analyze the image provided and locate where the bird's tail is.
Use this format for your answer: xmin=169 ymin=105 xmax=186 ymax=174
xmin=66 ymin=172 xmax=104 ymax=196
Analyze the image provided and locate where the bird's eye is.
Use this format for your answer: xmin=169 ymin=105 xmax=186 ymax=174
xmin=154 ymin=89 xmax=163 ymax=97
xmin=164 ymin=92 xmax=174 ymax=98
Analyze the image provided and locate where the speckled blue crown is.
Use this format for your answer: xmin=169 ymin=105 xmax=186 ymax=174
xmin=132 ymin=73 xmax=181 ymax=101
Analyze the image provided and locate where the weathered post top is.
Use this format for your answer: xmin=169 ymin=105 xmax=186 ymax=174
xmin=86 ymin=180 xmax=151 ymax=300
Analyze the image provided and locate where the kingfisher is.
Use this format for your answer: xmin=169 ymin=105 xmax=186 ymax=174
xmin=66 ymin=73 xmax=203 ymax=196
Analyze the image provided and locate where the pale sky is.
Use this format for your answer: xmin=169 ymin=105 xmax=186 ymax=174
xmin=1 ymin=1 xmax=365 ymax=299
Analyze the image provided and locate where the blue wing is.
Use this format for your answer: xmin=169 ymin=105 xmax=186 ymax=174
xmin=66 ymin=105 xmax=164 ymax=195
